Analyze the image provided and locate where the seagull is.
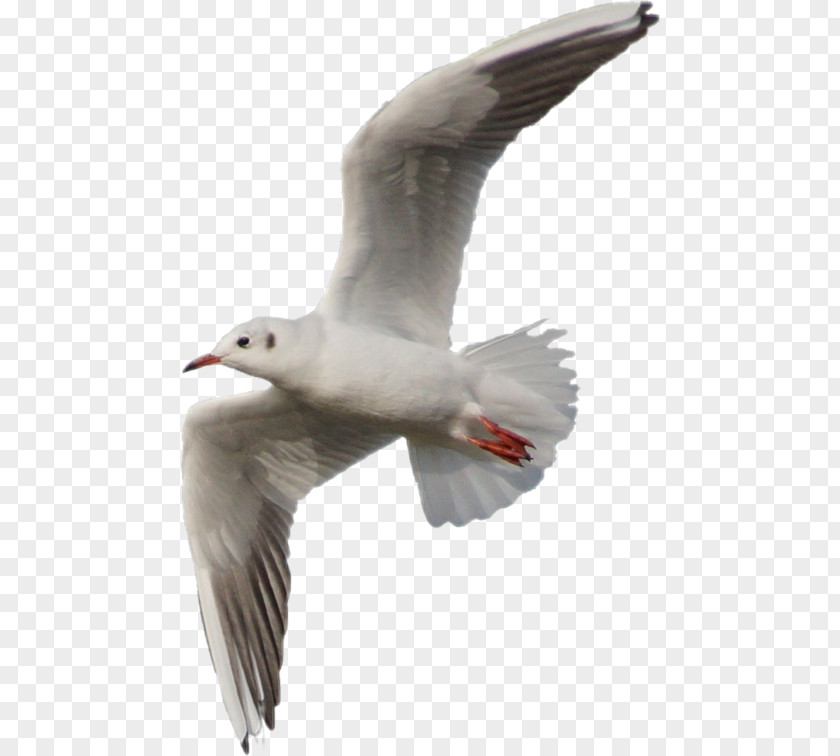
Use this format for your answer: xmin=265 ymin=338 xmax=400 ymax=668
xmin=182 ymin=3 xmax=658 ymax=750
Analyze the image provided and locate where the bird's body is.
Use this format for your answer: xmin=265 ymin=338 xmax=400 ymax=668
xmin=256 ymin=314 xmax=473 ymax=432
xmin=181 ymin=3 xmax=658 ymax=751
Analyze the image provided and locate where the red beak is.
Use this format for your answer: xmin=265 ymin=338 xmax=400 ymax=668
xmin=183 ymin=353 xmax=222 ymax=373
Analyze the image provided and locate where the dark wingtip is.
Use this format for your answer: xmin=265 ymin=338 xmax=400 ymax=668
xmin=241 ymin=734 xmax=250 ymax=753
xmin=639 ymin=2 xmax=659 ymax=27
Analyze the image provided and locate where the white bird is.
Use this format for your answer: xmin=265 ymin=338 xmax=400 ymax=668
xmin=182 ymin=3 xmax=658 ymax=751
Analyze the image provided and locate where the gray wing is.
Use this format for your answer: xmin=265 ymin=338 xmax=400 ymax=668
xmin=182 ymin=387 xmax=395 ymax=751
xmin=318 ymin=2 xmax=657 ymax=347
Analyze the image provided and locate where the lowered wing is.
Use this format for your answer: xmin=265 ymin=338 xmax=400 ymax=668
xmin=182 ymin=387 xmax=395 ymax=751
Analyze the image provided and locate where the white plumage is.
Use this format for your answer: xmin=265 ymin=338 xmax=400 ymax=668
xmin=181 ymin=3 xmax=657 ymax=750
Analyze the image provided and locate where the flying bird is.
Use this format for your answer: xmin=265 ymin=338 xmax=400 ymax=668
xmin=182 ymin=3 xmax=658 ymax=750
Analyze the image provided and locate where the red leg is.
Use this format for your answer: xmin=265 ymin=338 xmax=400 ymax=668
xmin=479 ymin=416 xmax=535 ymax=452
xmin=465 ymin=435 xmax=529 ymax=466
xmin=465 ymin=417 xmax=536 ymax=466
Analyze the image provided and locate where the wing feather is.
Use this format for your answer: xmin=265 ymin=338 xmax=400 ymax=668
xmin=318 ymin=2 xmax=657 ymax=346
xmin=183 ymin=387 xmax=395 ymax=751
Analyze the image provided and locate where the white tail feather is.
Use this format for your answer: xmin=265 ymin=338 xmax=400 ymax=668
xmin=409 ymin=323 xmax=577 ymax=527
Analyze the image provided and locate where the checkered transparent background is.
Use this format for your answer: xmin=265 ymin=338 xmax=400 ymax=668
xmin=2 ymin=0 xmax=838 ymax=753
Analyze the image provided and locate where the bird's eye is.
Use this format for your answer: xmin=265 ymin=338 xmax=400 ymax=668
xmin=237 ymin=336 xmax=250 ymax=348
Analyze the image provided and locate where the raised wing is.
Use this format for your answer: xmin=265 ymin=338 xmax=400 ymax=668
xmin=318 ymin=2 xmax=657 ymax=347
xmin=182 ymin=387 xmax=395 ymax=751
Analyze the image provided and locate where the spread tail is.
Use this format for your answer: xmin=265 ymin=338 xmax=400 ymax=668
xmin=409 ymin=322 xmax=578 ymax=527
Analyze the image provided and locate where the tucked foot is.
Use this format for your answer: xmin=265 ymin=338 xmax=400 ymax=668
xmin=465 ymin=416 xmax=536 ymax=466
xmin=479 ymin=416 xmax=535 ymax=452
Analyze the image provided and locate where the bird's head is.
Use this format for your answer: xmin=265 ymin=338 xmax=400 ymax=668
xmin=183 ymin=317 xmax=282 ymax=379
